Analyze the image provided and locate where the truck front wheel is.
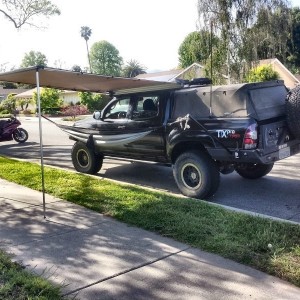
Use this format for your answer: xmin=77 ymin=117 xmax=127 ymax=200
xmin=71 ymin=141 xmax=103 ymax=174
xmin=173 ymin=151 xmax=220 ymax=199
xmin=235 ymin=163 xmax=274 ymax=179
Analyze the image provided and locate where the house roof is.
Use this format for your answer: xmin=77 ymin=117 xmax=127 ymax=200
xmin=0 ymin=87 xmax=30 ymax=101
xmin=258 ymin=58 xmax=299 ymax=86
xmin=15 ymin=88 xmax=80 ymax=99
xmin=0 ymin=87 xmax=29 ymax=96
xmin=136 ymin=63 xmax=204 ymax=82
xmin=14 ymin=88 xmax=40 ymax=99
xmin=136 ymin=69 xmax=183 ymax=82
xmin=295 ymin=74 xmax=300 ymax=81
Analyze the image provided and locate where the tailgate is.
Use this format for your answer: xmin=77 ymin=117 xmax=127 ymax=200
xmin=258 ymin=120 xmax=291 ymax=155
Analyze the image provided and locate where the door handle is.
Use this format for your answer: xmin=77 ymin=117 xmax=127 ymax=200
xmin=118 ymin=126 xmax=125 ymax=129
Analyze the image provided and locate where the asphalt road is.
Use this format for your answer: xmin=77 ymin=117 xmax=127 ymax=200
xmin=1 ymin=116 xmax=300 ymax=223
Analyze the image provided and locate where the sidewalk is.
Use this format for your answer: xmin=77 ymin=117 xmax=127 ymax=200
xmin=0 ymin=178 xmax=300 ymax=300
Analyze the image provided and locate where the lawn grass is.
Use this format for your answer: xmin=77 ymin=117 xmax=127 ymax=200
xmin=0 ymin=249 xmax=62 ymax=300
xmin=0 ymin=156 xmax=300 ymax=289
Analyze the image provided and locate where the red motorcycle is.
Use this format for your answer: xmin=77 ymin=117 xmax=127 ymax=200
xmin=0 ymin=116 xmax=28 ymax=143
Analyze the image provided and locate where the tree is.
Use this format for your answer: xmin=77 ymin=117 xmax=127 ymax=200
xmin=20 ymin=50 xmax=48 ymax=67
xmin=204 ymin=46 xmax=228 ymax=85
xmin=122 ymin=60 xmax=146 ymax=78
xmin=251 ymin=6 xmax=292 ymax=63
xmin=246 ymin=65 xmax=279 ymax=82
xmin=33 ymin=88 xmax=63 ymax=112
xmin=178 ymin=31 xmax=218 ymax=68
xmin=79 ymin=92 xmax=111 ymax=111
xmin=71 ymin=65 xmax=83 ymax=72
xmin=17 ymin=97 xmax=33 ymax=111
xmin=287 ymin=7 xmax=300 ymax=70
xmin=53 ymin=59 xmax=65 ymax=69
xmin=90 ymin=40 xmax=123 ymax=76
xmin=197 ymin=0 xmax=291 ymax=83
xmin=0 ymin=0 xmax=60 ymax=28
xmin=80 ymin=26 xmax=92 ymax=72
xmin=1 ymin=81 xmax=17 ymax=88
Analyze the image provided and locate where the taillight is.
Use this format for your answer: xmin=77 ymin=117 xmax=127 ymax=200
xmin=243 ymin=123 xmax=257 ymax=149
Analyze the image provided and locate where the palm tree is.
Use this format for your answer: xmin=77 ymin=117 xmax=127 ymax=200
xmin=122 ymin=60 xmax=147 ymax=78
xmin=80 ymin=26 xmax=92 ymax=72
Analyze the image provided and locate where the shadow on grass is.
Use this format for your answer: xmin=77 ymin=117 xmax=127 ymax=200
xmin=47 ymin=172 xmax=300 ymax=288
xmin=0 ymin=157 xmax=300 ymax=297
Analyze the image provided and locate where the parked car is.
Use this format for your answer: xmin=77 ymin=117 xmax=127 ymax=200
xmin=59 ymin=78 xmax=300 ymax=199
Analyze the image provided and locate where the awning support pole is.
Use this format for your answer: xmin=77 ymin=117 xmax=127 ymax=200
xmin=36 ymin=69 xmax=46 ymax=219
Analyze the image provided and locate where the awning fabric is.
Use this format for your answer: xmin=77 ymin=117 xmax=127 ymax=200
xmin=0 ymin=66 xmax=180 ymax=94
xmin=0 ymin=66 xmax=181 ymax=218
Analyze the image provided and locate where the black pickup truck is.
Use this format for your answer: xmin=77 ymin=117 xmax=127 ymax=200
xmin=60 ymin=79 xmax=300 ymax=199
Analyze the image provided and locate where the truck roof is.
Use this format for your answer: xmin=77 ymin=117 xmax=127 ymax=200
xmin=172 ymin=80 xmax=288 ymax=121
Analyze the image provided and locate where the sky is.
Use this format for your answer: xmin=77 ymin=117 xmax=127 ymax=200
xmin=0 ymin=0 xmax=199 ymax=73
xmin=0 ymin=0 xmax=300 ymax=74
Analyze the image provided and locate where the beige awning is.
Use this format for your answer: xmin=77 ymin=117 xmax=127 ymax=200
xmin=0 ymin=66 xmax=180 ymax=94
xmin=0 ymin=66 xmax=181 ymax=217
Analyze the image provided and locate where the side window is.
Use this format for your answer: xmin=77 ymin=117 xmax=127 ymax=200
xmin=103 ymin=98 xmax=130 ymax=119
xmin=172 ymin=90 xmax=210 ymax=119
xmin=132 ymin=96 xmax=159 ymax=120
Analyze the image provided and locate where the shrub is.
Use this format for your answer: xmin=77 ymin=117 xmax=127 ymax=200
xmin=61 ymin=105 xmax=89 ymax=119
xmin=79 ymin=92 xmax=111 ymax=111
xmin=0 ymin=94 xmax=16 ymax=114
xmin=0 ymin=114 xmax=11 ymax=118
xmin=42 ymin=107 xmax=62 ymax=115
xmin=0 ymin=108 xmax=10 ymax=115
xmin=33 ymin=88 xmax=63 ymax=111
xmin=246 ymin=64 xmax=279 ymax=83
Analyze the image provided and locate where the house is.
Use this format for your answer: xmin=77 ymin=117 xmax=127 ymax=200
xmin=138 ymin=60 xmax=299 ymax=89
xmin=257 ymin=58 xmax=299 ymax=89
xmin=14 ymin=88 xmax=81 ymax=107
xmin=59 ymin=90 xmax=81 ymax=105
xmin=136 ymin=63 xmax=205 ymax=82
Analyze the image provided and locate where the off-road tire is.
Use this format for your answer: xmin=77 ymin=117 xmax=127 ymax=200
xmin=13 ymin=128 xmax=28 ymax=143
xmin=71 ymin=141 xmax=103 ymax=174
xmin=235 ymin=163 xmax=274 ymax=179
xmin=286 ymin=85 xmax=300 ymax=139
xmin=173 ymin=150 xmax=220 ymax=199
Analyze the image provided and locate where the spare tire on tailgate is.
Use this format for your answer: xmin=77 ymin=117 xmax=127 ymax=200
xmin=286 ymin=85 xmax=300 ymax=139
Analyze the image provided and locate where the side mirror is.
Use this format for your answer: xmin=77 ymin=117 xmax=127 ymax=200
xmin=93 ymin=110 xmax=101 ymax=120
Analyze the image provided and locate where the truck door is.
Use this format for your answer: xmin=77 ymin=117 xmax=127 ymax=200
xmin=125 ymin=93 xmax=167 ymax=162
xmin=93 ymin=98 xmax=132 ymax=156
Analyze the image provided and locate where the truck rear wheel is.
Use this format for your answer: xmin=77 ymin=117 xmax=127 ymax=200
xmin=286 ymin=86 xmax=300 ymax=139
xmin=173 ymin=151 xmax=220 ymax=199
xmin=71 ymin=141 xmax=103 ymax=174
xmin=235 ymin=163 xmax=274 ymax=179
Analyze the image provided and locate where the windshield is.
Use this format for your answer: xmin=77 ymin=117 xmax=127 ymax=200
xmin=103 ymin=98 xmax=130 ymax=119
